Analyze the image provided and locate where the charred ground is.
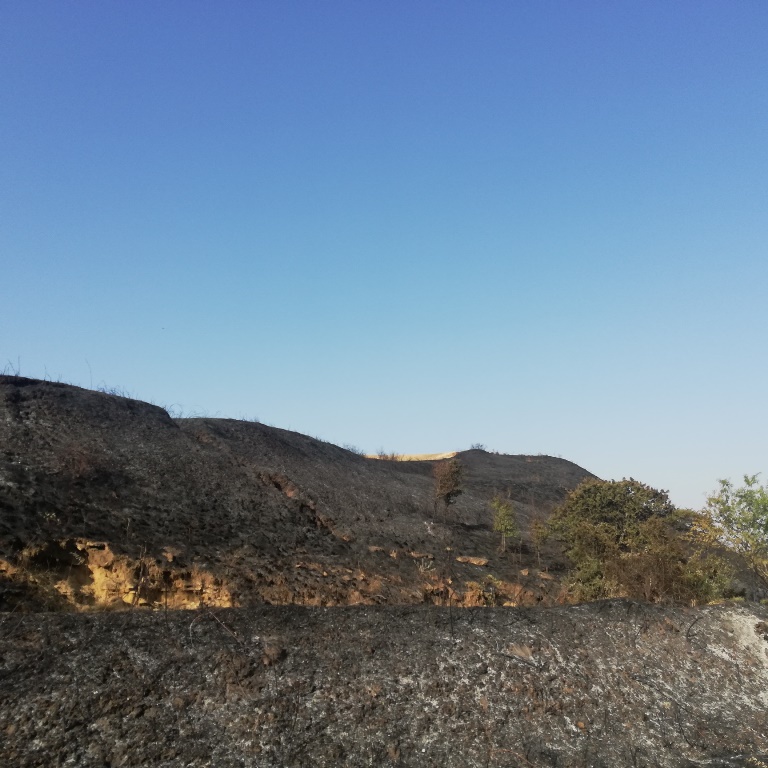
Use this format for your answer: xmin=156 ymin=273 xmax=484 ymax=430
xmin=2 ymin=601 xmax=767 ymax=767
xmin=2 ymin=376 xmax=767 ymax=767
xmin=0 ymin=375 xmax=592 ymax=611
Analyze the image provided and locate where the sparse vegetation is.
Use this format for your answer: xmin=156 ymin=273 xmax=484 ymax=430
xmin=2 ymin=358 xmax=22 ymax=376
xmin=160 ymin=403 xmax=186 ymax=419
xmin=96 ymin=383 xmax=134 ymax=398
xmin=376 ymin=449 xmax=403 ymax=461
xmin=530 ymin=511 xmax=548 ymax=568
xmin=490 ymin=495 xmax=519 ymax=554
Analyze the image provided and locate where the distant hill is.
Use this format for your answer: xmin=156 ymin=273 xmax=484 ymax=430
xmin=0 ymin=376 xmax=594 ymax=612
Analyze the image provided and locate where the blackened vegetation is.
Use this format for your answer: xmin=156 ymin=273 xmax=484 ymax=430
xmin=0 ymin=376 xmax=592 ymax=610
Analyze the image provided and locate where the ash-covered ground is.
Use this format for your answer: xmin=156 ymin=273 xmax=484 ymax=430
xmin=2 ymin=600 xmax=767 ymax=767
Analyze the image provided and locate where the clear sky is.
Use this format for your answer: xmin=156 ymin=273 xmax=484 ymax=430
xmin=2 ymin=2 xmax=767 ymax=509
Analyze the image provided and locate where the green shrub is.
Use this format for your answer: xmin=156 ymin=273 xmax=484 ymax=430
xmin=550 ymin=478 xmax=729 ymax=604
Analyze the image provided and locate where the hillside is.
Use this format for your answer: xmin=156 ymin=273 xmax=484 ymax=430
xmin=0 ymin=376 xmax=593 ymax=612
xmin=2 ymin=376 xmax=768 ymax=767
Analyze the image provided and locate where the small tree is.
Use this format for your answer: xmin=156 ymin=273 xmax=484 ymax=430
xmin=530 ymin=512 xmax=548 ymax=568
xmin=433 ymin=458 xmax=463 ymax=518
xmin=705 ymin=474 xmax=768 ymax=590
xmin=491 ymin=495 xmax=519 ymax=554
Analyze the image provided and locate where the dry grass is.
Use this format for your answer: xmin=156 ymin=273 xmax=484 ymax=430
xmin=366 ymin=451 xmax=458 ymax=461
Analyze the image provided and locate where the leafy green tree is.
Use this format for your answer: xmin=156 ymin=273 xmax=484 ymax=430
xmin=705 ymin=474 xmax=768 ymax=590
xmin=490 ymin=495 xmax=519 ymax=553
xmin=550 ymin=478 xmax=728 ymax=603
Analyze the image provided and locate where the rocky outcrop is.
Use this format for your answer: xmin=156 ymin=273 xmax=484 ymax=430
xmin=1 ymin=600 xmax=767 ymax=767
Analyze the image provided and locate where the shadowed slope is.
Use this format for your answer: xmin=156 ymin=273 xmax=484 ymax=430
xmin=0 ymin=376 xmax=594 ymax=610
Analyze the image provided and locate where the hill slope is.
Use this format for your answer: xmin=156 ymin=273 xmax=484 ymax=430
xmin=3 ymin=377 xmax=768 ymax=767
xmin=0 ymin=376 xmax=593 ymax=611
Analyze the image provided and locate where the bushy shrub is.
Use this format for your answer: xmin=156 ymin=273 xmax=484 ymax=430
xmin=550 ymin=478 xmax=729 ymax=604
xmin=490 ymin=495 xmax=519 ymax=553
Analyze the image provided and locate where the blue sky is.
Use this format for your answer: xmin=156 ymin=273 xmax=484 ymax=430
xmin=2 ymin=2 xmax=767 ymax=508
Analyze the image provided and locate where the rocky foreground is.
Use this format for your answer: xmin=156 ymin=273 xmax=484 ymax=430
xmin=2 ymin=600 xmax=767 ymax=767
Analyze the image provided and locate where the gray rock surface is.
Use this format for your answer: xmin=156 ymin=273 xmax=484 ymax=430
xmin=2 ymin=600 xmax=767 ymax=767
